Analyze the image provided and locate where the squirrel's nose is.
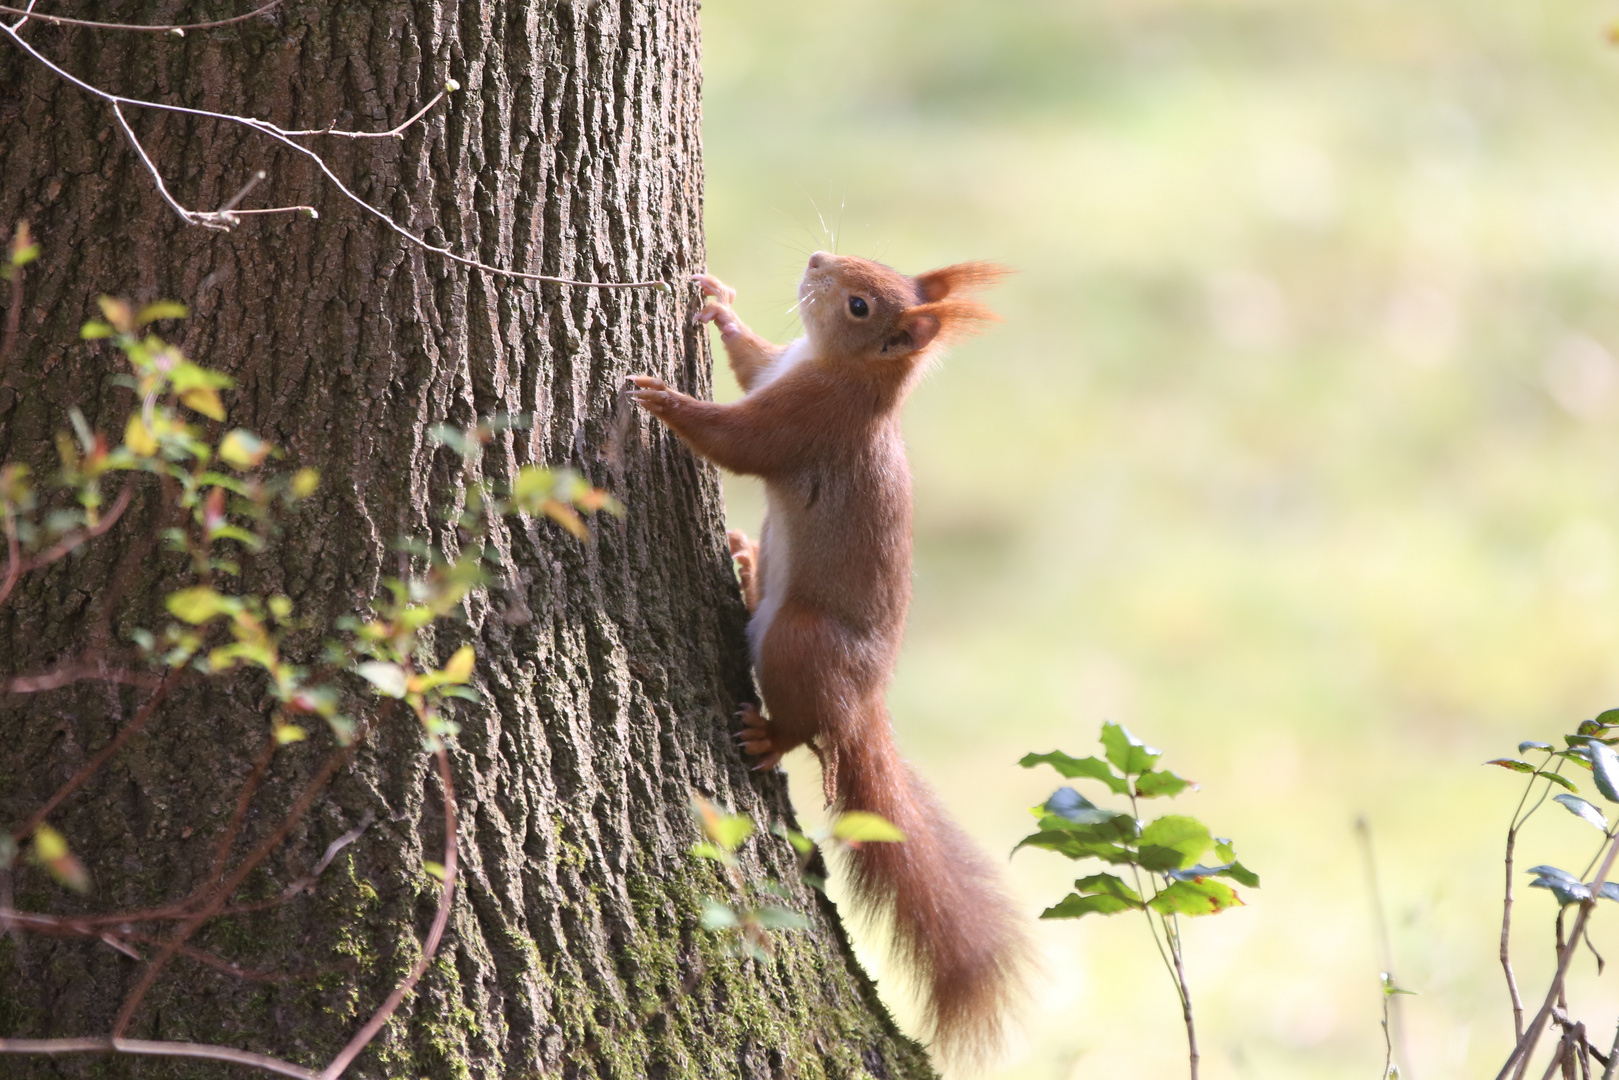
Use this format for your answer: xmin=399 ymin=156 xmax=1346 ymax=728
xmin=808 ymin=251 xmax=833 ymax=270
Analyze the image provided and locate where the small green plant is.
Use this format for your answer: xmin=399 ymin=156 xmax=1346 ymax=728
xmin=1017 ymin=722 xmax=1258 ymax=1080
xmin=688 ymin=796 xmax=904 ymax=960
xmin=1488 ymin=711 xmax=1619 ymax=1079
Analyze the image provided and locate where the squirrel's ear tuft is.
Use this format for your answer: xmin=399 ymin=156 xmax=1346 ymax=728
xmin=914 ymin=261 xmax=1009 ymax=304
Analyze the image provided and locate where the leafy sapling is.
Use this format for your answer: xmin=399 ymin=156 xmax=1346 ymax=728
xmin=1490 ymin=711 xmax=1619 ymax=1079
xmin=688 ymin=796 xmax=904 ymax=960
xmin=1017 ymin=722 xmax=1258 ymax=1080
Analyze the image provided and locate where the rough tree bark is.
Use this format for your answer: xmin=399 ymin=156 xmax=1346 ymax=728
xmin=0 ymin=2 xmax=934 ymax=1077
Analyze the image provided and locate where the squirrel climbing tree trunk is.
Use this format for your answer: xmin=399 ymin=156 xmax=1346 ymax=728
xmin=0 ymin=2 xmax=934 ymax=1076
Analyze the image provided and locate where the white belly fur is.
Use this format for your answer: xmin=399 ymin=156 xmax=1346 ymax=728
xmin=751 ymin=335 xmax=812 ymax=391
xmin=746 ymin=490 xmax=792 ymax=668
xmin=744 ymin=336 xmax=814 ymax=667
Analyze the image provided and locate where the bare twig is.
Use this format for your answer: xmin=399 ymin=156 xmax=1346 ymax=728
xmin=200 ymin=735 xmax=279 ymax=893
xmin=1165 ymin=914 xmax=1199 ymax=1080
xmin=317 ymin=745 xmax=457 ymax=1080
xmin=0 ymin=25 xmax=672 ymax=290
xmin=279 ymin=87 xmax=454 ymax=139
xmin=1601 ymin=1019 xmax=1619 ymax=1080
xmin=5 ymin=658 xmax=163 ymax=694
xmin=10 ymin=665 xmax=184 ymax=844
xmin=1357 ymin=817 xmax=1411 ymax=1078
xmin=1496 ymin=830 xmax=1619 ymax=1080
xmin=11 ymin=480 xmax=137 ymax=583
xmin=0 ymin=1037 xmax=316 ymax=1079
xmin=0 ymin=0 xmax=283 ymax=32
xmin=111 ymin=743 xmax=354 ymax=1036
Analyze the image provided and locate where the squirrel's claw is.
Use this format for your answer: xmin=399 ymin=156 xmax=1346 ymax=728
xmin=692 ymin=272 xmax=737 ymax=305
xmin=626 ymin=374 xmax=676 ymax=415
xmin=694 ymin=297 xmax=742 ymax=336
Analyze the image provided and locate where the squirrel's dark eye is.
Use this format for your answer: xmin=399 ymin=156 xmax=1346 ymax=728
xmin=848 ymin=296 xmax=869 ymax=318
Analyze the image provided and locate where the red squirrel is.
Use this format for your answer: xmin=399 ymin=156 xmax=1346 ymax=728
xmin=629 ymin=252 xmax=1029 ymax=1065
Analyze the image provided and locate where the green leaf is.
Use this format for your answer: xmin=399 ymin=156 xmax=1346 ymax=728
xmin=356 ymin=661 xmax=408 ymax=698
xmin=165 ymin=586 xmax=234 ymax=624
xmin=168 ymin=361 xmax=234 ymax=393
xmin=1590 ymin=740 xmax=1619 ymax=803
xmin=1553 ymin=793 xmax=1609 ymax=832
xmin=831 ymin=811 xmax=905 ymax=843
xmin=1520 ymin=741 xmax=1554 ymax=754
xmin=1596 ymin=710 xmax=1619 ymax=728
xmin=1529 ymin=874 xmax=1591 ymax=906
xmin=1100 ymin=722 xmax=1161 ymax=776
xmin=1033 ymin=811 xmax=1139 ymax=844
xmin=690 ymin=842 xmax=730 ymax=864
xmin=1149 ymin=878 xmax=1242 ymax=916
xmin=1018 ymin=751 xmax=1129 ymax=795
xmin=1137 ymin=816 xmax=1213 ymax=872
xmin=1041 ymin=892 xmax=1141 ymax=919
xmin=31 ymin=824 xmax=89 ymax=893
xmin=137 ymin=301 xmax=188 ymax=325
xmin=1073 ymin=872 xmax=1143 ymax=903
xmin=1134 ymin=769 xmax=1194 ymax=799
xmin=1220 ymin=861 xmax=1261 ymax=888
xmin=1539 ymin=771 xmax=1579 ymax=793
xmin=700 ymin=898 xmax=739 ymax=930
xmin=80 ymin=320 xmax=112 ymax=340
xmin=1559 ymin=747 xmax=1594 ymax=771
xmin=1042 ymin=786 xmax=1131 ymax=826
xmin=1014 ymin=830 xmax=1135 ymax=864
xmin=1486 ymin=758 xmax=1535 ymax=774
xmin=772 ymin=824 xmax=815 ymax=854
xmin=752 ymin=905 xmax=809 ymax=930
xmin=218 ymin=429 xmax=271 ymax=470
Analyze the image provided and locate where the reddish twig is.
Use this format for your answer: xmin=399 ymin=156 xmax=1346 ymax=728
xmin=0 ymin=1037 xmax=317 ymax=1079
xmin=11 ymin=665 xmax=184 ymax=844
xmin=111 ymin=743 xmax=353 ymax=1036
xmin=318 ymin=745 xmax=457 ymax=1080
xmin=8 ymin=479 xmax=136 ymax=586
xmin=5 ymin=658 xmax=162 ymax=694
xmin=0 ymin=0 xmax=282 ymax=32
xmin=199 ymin=735 xmax=279 ymax=893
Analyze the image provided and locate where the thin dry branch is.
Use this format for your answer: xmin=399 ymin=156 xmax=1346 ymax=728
xmin=0 ymin=25 xmax=673 ymax=290
xmin=1497 ymin=832 xmax=1619 ymax=1080
xmin=111 ymin=742 xmax=354 ymax=1036
xmin=317 ymin=745 xmax=457 ymax=1080
xmin=5 ymin=658 xmax=163 ymax=694
xmin=0 ymin=1037 xmax=317 ymax=1080
xmin=10 ymin=665 xmax=184 ymax=844
xmin=0 ymin=0 xmax=282 ymax=32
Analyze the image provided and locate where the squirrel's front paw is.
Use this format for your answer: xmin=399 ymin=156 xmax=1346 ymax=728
xmin=695 ymin=298 xmax=742 ymax=337
xmin=693 ymin=273 xmax=737 ymax=305
xmin=627 ymin=374 xmax=679 ymax=417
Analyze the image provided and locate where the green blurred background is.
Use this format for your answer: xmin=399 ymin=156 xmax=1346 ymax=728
xmin=697 ymin=2 xmax=1619 ymax=1076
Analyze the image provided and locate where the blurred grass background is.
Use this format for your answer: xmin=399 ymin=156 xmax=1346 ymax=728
xmin=697 ymin=1 xmax=1619 ymax=1076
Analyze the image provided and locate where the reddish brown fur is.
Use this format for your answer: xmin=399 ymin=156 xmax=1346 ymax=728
xmin=630 ymin=254 xmax=1029 ymax=1067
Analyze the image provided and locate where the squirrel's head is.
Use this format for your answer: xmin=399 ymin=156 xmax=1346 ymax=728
xmin=797 ymin=252 xmax=1005 ymax=370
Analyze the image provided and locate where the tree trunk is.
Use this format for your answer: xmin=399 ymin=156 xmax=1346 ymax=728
xmin=0 ymin=3 xmax=934 ymax=1077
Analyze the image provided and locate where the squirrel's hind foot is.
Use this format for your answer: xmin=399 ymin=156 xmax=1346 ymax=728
xmin=735 ymin=704 xmax=783 ymax=771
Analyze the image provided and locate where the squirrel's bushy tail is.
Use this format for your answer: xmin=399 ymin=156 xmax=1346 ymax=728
xmin=830 ymin=712 xmax=1031 ymax=1069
